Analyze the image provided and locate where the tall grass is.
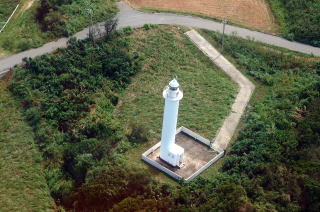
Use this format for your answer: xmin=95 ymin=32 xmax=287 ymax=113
xmin=0 ymin=79 xmax=54 ymax=211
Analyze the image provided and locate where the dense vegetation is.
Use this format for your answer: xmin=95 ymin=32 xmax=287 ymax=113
xmin=8 ymin=26 xmax=141 ymax=204
xmin=268 ymin=0 xmax=320 ymax=47
xmin=36 ymin=0 xmax=117 ymax=36
xmin=0 ymin=78 xmax=54 ymax=211
xmin=5 ymin=25 xmax=320 ymax=211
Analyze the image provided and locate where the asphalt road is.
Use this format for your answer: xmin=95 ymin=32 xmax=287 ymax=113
xmin=1 ymin=1 xmax=320 ymax=76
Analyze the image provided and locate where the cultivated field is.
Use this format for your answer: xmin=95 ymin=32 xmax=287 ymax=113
xmin=126 ymin=0 xmax=279 ymax=33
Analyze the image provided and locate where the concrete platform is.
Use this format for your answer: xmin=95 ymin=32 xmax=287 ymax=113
xmin=142 ymin=127 xmax=224 ymax=181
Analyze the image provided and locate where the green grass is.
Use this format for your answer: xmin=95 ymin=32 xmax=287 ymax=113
xmin=0 ymin=0 xmax=19 ymax=28
xmin=0 ymin=77 xmax=54 ymax=211
xmin=115 ymin=26 xmax=237 ymax=183
xmin=185 ymin=27 xmax=316 ymax=180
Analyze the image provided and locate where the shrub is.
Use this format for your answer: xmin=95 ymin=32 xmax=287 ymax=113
xmin=128 ymin=123 xmax=150 ymax=144
xmin=25 ymin=107 xmax=41 ymax=127
xmin=67 ymin=159 xmax=156 ymax=211
xmin=143 ymin=24 xmax=157 ymax=30
xmin=201 ymin=29 xmax=320 ymax=211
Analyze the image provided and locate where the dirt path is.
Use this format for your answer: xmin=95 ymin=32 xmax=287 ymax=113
xmin=126 ymin=0 xmax=279 ymax=33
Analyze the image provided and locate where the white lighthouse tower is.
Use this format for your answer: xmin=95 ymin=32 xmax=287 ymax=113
xmin=160 ymin=78 xmax=184 ymax=167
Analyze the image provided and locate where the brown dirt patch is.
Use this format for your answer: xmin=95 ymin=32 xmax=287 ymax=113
xmin=126 ymin=0 xmax=279 ymax=33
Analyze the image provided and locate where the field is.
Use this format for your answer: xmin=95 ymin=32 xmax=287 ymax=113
xmin=0 ymin=76 xmax=54 ymax=211
xmin=126 ymin=0 xmax=279 ymax=33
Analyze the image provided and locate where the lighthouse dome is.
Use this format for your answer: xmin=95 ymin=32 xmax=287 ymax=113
xmin=169 ymin=79 xmax=179 ymax=90
xmin=163 ymin=78 xmax=183 ymax=100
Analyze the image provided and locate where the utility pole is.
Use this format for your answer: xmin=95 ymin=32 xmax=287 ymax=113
xmin=87 ymin=8 xmax=95 ymax=46
xmin=222 ymin=18 xmax=227 ymax=51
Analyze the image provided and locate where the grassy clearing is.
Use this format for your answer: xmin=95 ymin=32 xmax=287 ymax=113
xmin=115 ymin=25 xmax=237 ymax=183
xmin=0 ymin=75 xmax=54 ymax=211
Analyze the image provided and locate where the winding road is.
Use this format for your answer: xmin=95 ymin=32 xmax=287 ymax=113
xmin=1 ymin=1 xmax=320 ymax=77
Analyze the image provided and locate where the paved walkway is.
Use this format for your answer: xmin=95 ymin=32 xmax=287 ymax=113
xmin=1 ymin=0 xmax=319 ymax=77
xmin=186 ymin=30 xmax=255 ymax=150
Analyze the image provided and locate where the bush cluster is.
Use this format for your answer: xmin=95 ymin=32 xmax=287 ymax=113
xmin=269 ymin=0 xmax=320 ymax=47
xmin=9 ymin=32 xmax=141 ymax=202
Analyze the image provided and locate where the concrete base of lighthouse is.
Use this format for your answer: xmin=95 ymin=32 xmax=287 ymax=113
xmin=141 ymin=127 xmax=225 ymax=181
xmin=160 ymin=143 xmax=184 ymax=167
